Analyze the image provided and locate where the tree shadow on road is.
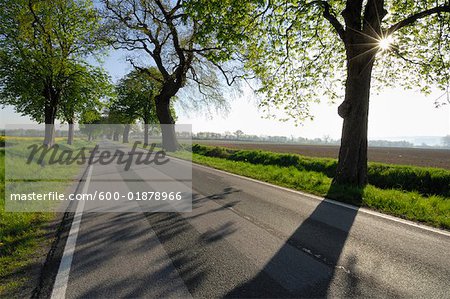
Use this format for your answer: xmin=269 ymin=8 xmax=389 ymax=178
xmin=225 ymin=184 xmax=363 ymax=298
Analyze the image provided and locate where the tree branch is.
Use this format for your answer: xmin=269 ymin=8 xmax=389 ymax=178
xmin=388 ymin=5 xmax=450 ymax=35
xmin=127 ymin=59 xmax=164 ymax=84
xmin=312 ymin=1 xmax=346 ymax=40
xmin=363 ymin=0 xmax=387 ymax=34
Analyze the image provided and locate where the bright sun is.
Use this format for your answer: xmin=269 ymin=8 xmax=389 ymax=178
xmin=378 ymin=36 xmax=394 ymax=51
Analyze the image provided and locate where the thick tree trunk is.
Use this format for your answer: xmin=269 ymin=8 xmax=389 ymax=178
xmin=333 ymin=42 xmax=376 ymax=187
xmin=155 ymin=95 xmax=178 ymax=151
xmin=43 ymin=104 xmax=57 ymax=147
xmin=42 ymin=84 xmax=60 ymax=147
xmin=123 ymin=124 xmax=130 ymax=143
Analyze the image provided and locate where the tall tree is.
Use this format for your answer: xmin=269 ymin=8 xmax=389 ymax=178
xmin=79 ymin=108 xmax=102 ymax=141
xmin=100 ymin=0 xmax=253 ymax=150
xmin=0 ymin=0 xmax=105 ymax=146
xmin=111 ymin=68 xmax=171 ymax=145
xmin=59 ymin=64 xmax=112 ymax=145
xmin=240 ymin=0 xmax=450 ymax=187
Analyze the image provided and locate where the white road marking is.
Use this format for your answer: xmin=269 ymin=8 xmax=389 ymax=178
xmin=169 ymin=156 xmax=450 ymax=238
xmin=51 ymin=164 xmax=93 ymax=299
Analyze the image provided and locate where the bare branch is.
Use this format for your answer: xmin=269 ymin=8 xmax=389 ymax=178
xmin=181 ymin=46 xmax=221 ymax=53
xmin=154 ymin=0 xmax=184 ymax=64
xmin=310 ymin=1 xmax=346 ymax=40
xmin=388 ymin=5 xmax=450 ymax=35
xmin=127 ymin=58 xmax=164 ymax=83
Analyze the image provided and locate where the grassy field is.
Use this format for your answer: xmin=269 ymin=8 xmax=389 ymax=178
xmin=0 ymin=137 xmax=91 ymax=297
xmin=173 ymin=145 xmax=450 ymax=230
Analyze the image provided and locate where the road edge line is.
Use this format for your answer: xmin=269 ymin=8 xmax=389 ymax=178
xmin=169 ymin=156 xmax=450 ymax=238
xmin=50 ymin=164 xmax=93 ymax=299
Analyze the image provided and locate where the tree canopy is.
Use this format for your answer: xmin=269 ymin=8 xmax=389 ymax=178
xmin=110 ymin=68 xmax=177 ymax=144
xmin=242 ymin=0 xmax=450 ymax=121
xmin=59 ymin=64 xmax=112 ymax=124
xmin=99 ymin=0 xmax=263 ymax=149
xmin=214 ymin=0 xmax=450 ymax=186
xmin=0 ymin=0 xmax=108 ymax=145
xmin=111 ymin=68 xmax=162 ymax=125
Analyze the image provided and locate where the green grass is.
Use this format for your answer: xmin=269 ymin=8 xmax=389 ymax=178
xmin=0 ymin=138 xmax=92 ymax=296
xmin=192 ymin=144 xmax=450 ymax=197
xmin=172 ymin=149 xmax=450 ymax=230
xmin=0 ymin=148 xmax=54 ymax=297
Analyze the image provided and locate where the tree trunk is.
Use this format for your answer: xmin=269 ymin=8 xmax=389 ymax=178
xmin=42 ymin=84 xmax=59 ymax=147
xmin=143 ymin=123 xmax=149 ymax=146
xmin=333 ymin=42 xmax=376 ymax=187
xmin=113 ymin=129 xmax=119 ymax=141
xmin=67 ymin=120 xmax=74 ymax=145
xmin=43 ymin=104 xmax=57 ymax=147
xmin=155 ymin=95 xmax=178 ymax=151
xmin=123 ymin=124 xmax=130 ymax=143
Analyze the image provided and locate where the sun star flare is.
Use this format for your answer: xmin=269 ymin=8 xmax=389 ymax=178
xmin=378 ymin=36 xmax=394 ymax=51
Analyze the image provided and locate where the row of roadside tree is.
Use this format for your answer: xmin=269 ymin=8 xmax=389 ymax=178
xmin=1 ymin=0 xmax=449 ymax=188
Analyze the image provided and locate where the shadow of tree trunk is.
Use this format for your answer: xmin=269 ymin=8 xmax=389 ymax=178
xmin=225 ymin=185 xmax=363 ymax=298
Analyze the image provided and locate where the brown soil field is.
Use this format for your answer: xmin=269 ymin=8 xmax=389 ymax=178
xmin=195 ymin=140 xmax=450 ymax=170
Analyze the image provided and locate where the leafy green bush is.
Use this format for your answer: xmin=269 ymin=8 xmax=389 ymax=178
xmin=192 ymin=144 xmax=233 ymax=159
xmin=192 ymin=144 xmax=450 ymax=197
xmin=367 ymin=163 xmax=450 ymax=197
xmin=228 ymin=150 xmax=337 ymax=177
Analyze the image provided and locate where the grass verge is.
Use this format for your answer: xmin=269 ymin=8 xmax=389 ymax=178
xmin=0 ymin=148 xmax=55 ymax=297
xmin=192 ymin=144 xmax=450 ymax=198
xmin=172 ymin=150 xmax=450 ymax=230
xmin=0 ymin=138 xmax=91 ymax=297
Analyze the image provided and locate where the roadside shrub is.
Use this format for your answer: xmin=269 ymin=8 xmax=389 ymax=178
xmin=192 ymin=144 xmax=233 ymax=159
xmin=367 ymin=163 xmax=450 ymax=197
xmin=192 ymin=144 xmax=450 ymax=197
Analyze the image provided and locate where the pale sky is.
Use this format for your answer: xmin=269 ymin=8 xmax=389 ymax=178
xmin=1 ymin=50 xmax=449 ymax=141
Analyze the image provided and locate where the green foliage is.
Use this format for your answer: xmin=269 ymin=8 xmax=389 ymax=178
xmin=100 ymin=0 xmax=237 ymax=115
xmin=110 ymin=68 xmax=163 ymax=124
xmin=78 ymin=108 xmax=104 ymax=139
xmin=235 ymin=1 xmax=450 ymax=121
xmin=59 ymin=64 xmax=112 ymax=124
xmin=184 ymin=0 xmax=265 ymax=63
xmin=192 ymin=144 xmax=450 ymax=197
xmin=0 ymin=0 xmax=107 ymax=123
xmin=367 ymin=163 xmax=450 ymax=197
xmin=191 ymin=144 xmax=234 ymax=159
xmin=0 ymin=138 xmax=90 ymax=296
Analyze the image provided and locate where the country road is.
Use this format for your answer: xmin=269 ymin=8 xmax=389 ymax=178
xmin=38 ymin=141 xmax=450 ymax=298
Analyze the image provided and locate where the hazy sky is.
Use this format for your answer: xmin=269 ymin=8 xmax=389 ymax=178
xmin=1 ymin=49 xmax=449 ymax=139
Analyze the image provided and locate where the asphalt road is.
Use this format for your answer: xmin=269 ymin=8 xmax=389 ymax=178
xmin=48 ymin=142 xmax=450 ymax=298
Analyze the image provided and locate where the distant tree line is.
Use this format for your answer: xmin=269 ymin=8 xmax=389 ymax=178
xmin=192 ymin=131 xmax=420 ymax=148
